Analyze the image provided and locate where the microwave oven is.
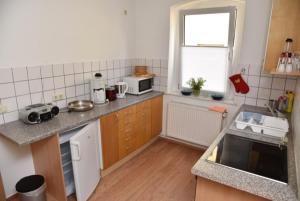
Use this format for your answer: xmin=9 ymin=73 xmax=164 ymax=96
xmin=123 ymin=76 xmax=153 ymax=95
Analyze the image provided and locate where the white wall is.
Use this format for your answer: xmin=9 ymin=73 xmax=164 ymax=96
xmin=0 ymin=0 xmax=135 ymax=197
xmin=134 ymin=0 xmax=272 ymax=65
xmin=0 ymin=0 xmax=135 ymax=68
xmin=292 ymin=79 xmax=300 ymax=198
xmin=0 ymin=136 xmax=35 ymax=197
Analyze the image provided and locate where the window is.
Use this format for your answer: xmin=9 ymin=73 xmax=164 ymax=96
xmin=180 ymin=7 xmax=236 ymax=94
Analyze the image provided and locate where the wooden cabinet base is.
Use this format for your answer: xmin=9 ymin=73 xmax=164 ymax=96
xmin=195 ymin=177 xmax=269 ymax=201
xmin=31 ymin=134 xmax=67 ymax=201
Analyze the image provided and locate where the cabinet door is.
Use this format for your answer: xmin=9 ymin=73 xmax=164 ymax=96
xmin=151 ymin=96 xmax=163 ymax=137
xmin=118 ymin=106 xmax=137 ymax=159
xmin=136 ymin=100 xmax=152 ymax=148
xmin=100 ymin=112 xmax=119 ymax=169
xmin=70 ymin=121 xmax=101 ymax=201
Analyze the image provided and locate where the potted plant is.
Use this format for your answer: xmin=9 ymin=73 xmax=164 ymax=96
xmin=187 ymin=77 xmax=206 ymax=96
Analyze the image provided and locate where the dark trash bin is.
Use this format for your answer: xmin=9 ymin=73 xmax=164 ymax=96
xmin=15 ymin=175 xmax=46 ymax=201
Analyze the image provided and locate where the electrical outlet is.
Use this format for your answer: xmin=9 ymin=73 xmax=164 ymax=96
xmin=0 ymin=104 xmax=8 ymax=113
xmin=52 ymin=94 xmax=65 ymax=101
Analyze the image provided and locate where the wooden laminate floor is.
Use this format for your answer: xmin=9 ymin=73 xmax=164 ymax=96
xmin=10 ymin=139 xmax=204 ymax=201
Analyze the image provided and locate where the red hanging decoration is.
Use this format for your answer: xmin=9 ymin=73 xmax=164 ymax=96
xmin=229 ymin=74 xmax=249 ymax=94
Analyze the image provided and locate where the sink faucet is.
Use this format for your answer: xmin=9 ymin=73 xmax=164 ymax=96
xmin=265 ymin=103 xmax=286 ymax=118
xmin=265 ymin=104 xmax=277 ymax=117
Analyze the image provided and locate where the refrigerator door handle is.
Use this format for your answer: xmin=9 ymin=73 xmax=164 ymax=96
xmin=71 ymin=141 xmax=81 ymax=161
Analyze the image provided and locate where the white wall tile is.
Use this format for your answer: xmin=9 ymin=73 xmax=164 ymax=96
xmin=259 ymin=77 xmax=272 ymax=88
xmin=74 ymin=63 xmax=83 ymax=74
xmin=285 ymin=79 xmax=297 ymax=91
xmin=153 ymin=68 xmax=161 ymax=76
xmin=100 ymin=60 xmax=107 ymax=70
xmin=0 ymin=68 xmax=13 ymax=83
xmin=54 ymin=76 xmax=65 ymax=89
xmin=74 ymin=74 xmax=84 ymax=85
xmin=161 ymin=68 xmax=168 ymax=77
xmin=31 ymin=93 xmax=43 ymax=104
xmin=272 ymin=78 xmax=286 ymax=90
xmin=83 ymin=72 xmax=92 ymax=83
xmin=247 ymin=75 xmax=260 ymax=87
xmin=248 ymin=64 xmax=261 ymax=76
xmin=13 ymin=67 xmax=28 ymax=81
xmin=107 ymin=60 xmax=114 ymax=69
xmin=43 ymin=90 xmax=54 ymax=103
xmin=92 ymin=61 xmax=100 ymax=72
xmin=65 ymin=75 xmax=75 ymax=87
xmin=64 ymin=63 xmax=74 ymax=75
xmin=42 ymin=78 xmax=54 ymax=90
xmin=270 ymin=89 xmax=283 ymax=100
xmin=3 ymin=111 xmax=19 ymax=123
xmin=15 ymin=81 xmax=30 ymax=96
xmin=246 ymin=87 xmax=258 ymax=98
xmin=107 ymin=69 xmax=114 ymax=79
xmin=53 ymin=64 xmax=64 ymax=76
xmin=41 ymin=65 xmax=53 ymax=78
xmin=256 ymin=99 xmax=269 ymax=107
xmin=152 ymin=59 xmax=161 ymax=68
xmin=84 ymin=83 xmax=90 ymax=94
xmin=0 ymin=83 xmax=15 ymax=98
xmin=76 ymin=85 xmax=85 ymax=96
xmin=29 ymin=79 xmax=42 ymax=93
xmin=0 ymin=115 xmax=4 ymax=125
xmin=83 ymin=62 xmax=92 ymax=72
xmin=258 ymin=88 xmax=271 ymax=100
xmin=245 ymin=98 xmax=257 ymax=106
xmin=1 ymin=97 xmax=18 ymax=112
xmin=66 ymin=86 xmax=76 ymax=98
xmin=114 ymin=69 xmax=121 ymax=78
xmin=28 ymin=66 xmax=41 ymax=80
xmin=113 ymin=60 xmax=120 ymax=69
xmin=55 ymin=88 xmax=65 ymax=97
xmin=17 ymin=95 xmax=31 ymax=109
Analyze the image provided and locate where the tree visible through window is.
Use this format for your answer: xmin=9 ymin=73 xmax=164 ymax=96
xmin=181 ymin=8 xmax=236 ymax=94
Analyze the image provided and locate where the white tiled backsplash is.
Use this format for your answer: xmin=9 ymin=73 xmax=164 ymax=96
xmin=0 ymin=58 xmax=296 ymax=124
xmin=0 ymin=58 xmax=168 ymax=124
xmin=233 ymin=64 xmax=298 ymax=107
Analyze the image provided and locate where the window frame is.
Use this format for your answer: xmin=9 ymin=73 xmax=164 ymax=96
xmin=178 ymin=7 xmax=237 ymax=95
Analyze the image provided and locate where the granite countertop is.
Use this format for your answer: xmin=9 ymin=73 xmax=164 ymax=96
xmin=0 ymin=91 xmax=163 ymax=146
xmin=192 ymin=104 xmax=298 ymax=201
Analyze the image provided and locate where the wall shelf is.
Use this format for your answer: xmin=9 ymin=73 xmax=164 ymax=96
xmin=270 ymin=70 xmax=300 ymax=77
xmin=263 ymin=0 xmax=300 ymax=73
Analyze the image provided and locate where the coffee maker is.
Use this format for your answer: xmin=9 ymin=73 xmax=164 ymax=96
xmin=90 ymin=73 xmax=106 ymax=104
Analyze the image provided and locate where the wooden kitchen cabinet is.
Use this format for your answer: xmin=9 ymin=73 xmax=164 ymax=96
xmin=195 ymin=177 xmax=269 ymax=201
xmin=264 ymin=0 xmax=300 ymax=75
xmin=136 ymin=100 xmax=152 ymax=148
xmin=31 ymin=134 xmax=67 ymax=201
xmin=100 ymin=112 xmax=120 ymax=169
xmin=151 ymin=96 xmax=163 ymax=138
xmin=118 ymin=106 xmax=137 ymax=159
xmin=101 ymin=95 xmax=163 ymax=170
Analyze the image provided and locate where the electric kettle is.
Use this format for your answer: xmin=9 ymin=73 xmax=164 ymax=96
xmin=115 ymin=82 xmax=128 ymax=99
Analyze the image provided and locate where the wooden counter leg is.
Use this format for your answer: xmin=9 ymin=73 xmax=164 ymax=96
xmin=31 ymin=134 xmax=67 ymax=201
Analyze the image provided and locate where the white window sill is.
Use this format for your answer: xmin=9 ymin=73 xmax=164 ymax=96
xmin=165 ymin=91 xmax=237 ymax=106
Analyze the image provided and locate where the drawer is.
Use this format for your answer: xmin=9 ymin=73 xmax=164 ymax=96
xmin=118 ymin=106 xmax=136 ymax=117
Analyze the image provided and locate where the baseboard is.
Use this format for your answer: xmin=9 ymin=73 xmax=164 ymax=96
xmin=159 ymin=135 xmax=207 ymax=151
xmin=101 ymin=136 xmax=159 ymax=177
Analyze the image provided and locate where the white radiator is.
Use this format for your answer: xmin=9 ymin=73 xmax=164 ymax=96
xmin=166 ymin=102 xmax=223 ymax=146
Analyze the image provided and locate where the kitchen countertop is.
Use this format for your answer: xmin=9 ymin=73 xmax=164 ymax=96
xmin=192 ymin=104 xmax=298 ymax=201
xmin=0 ymin=91 xmax=163 ymax=146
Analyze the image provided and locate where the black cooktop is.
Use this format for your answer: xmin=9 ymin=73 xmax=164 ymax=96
xmin=207 ymin=134 xmax=288 ymax=183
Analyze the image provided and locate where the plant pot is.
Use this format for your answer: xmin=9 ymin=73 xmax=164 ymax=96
xmin=192 ymin=89 xmax=200 ymax=96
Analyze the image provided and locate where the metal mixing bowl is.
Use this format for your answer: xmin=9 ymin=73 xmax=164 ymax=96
xmin=68 ymin=100 xmax=94 ymax=112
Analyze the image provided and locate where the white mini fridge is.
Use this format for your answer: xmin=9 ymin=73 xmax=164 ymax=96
xmin=60 ymin=120 xmax=102 ymax=201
